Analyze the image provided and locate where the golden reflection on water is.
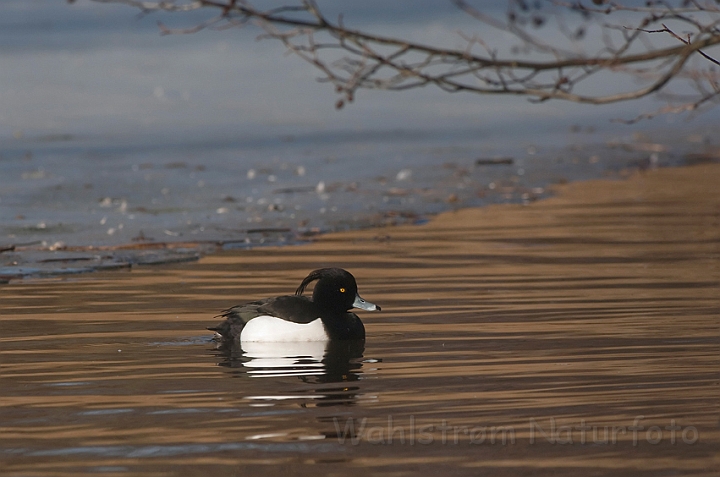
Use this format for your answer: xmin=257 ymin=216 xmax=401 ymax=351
xmin=1 ymin=164 xmax=719 ymax=476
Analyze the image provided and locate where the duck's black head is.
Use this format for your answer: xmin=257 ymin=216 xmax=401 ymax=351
xmin=295 ymin=268 xmax=380 ymax=314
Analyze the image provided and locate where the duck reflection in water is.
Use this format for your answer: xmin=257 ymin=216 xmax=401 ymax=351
xmin=213 ymin=339 xmax=366 ymax=383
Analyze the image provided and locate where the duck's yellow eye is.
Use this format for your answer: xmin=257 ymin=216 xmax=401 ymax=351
xmin=339 ymin=287 xmax=346 ymax=293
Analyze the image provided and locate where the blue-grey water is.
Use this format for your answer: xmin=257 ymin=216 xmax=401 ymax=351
xmin=1 ymin=0 xmax=718 ymax=278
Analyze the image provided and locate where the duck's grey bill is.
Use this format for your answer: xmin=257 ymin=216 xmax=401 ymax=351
xmin=353 ymin=294 xmax=381 ymax=311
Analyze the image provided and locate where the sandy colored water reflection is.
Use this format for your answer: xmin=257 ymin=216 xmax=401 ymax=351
xmin=1 ymin=164 xmax=719 ymax=476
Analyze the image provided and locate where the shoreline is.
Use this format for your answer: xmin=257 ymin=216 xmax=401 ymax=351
xmin=0 ymin=152 xmax=719 ymax=284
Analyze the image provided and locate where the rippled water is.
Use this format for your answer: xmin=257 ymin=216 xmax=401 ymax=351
xmin=1 ymin=164 xmax=718 ymax=476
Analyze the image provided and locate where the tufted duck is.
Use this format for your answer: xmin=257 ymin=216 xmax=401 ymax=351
xmin=209 ymin=268 xmax=380 ymax=342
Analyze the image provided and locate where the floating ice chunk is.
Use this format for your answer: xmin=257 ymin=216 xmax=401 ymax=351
xmin=396 ymin=169 xmax=412 ymax=181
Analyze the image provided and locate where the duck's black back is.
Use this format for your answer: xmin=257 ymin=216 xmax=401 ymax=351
xmin=209 ymin=295 xmax=365 ymax=341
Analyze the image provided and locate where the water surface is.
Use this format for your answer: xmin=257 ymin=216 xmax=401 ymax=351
xmin=4 ymin=0 xmax=720 ymax=277
xmin=1 ymin=164 xmax=718 ymax=476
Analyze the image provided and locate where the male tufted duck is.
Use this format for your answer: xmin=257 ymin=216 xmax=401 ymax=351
xmin=209 ymin=268 xmax=380 ymax=342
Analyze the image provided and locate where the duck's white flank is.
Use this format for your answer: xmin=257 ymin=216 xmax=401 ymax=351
xmin=239 ymin=315 xmax=328 ymax=342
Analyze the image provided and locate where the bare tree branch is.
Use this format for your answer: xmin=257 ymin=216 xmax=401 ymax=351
xmin=88 ymin=0 xmax=720 ymax=119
